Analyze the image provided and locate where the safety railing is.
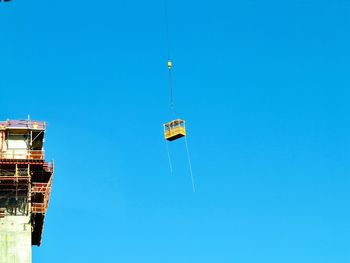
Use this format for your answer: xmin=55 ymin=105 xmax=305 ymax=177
xmin=0 ymin=168 xmax=30 ymax=177
xmin=32 ymin=183 xmax=49 ymax=193
xmin=32 ymin=203 xmax=46 ymax=213
xmin=164 ymin=126 xmax=186 ymax=136
xmin=0 ymin=120 xmax=46 ymax=130
xmin=32 ymin=175 xmax=52 ymax=214
xmin=0 ymin=150 xmax=45 ymax=160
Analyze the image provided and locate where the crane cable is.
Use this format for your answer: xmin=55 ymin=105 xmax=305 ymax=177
xmin=163 ymin=0 xmax=195 ymax=192
xmin=164 ymin=0 xmax=174 ymax=110
xmin=168 ymin=60 xmax=174 ymax=110
xmin=164 ymin=0 xmax=174 ymax=178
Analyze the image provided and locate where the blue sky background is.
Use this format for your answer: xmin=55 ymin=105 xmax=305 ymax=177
xmin=1 ymin=0 xmax=350 ymax=262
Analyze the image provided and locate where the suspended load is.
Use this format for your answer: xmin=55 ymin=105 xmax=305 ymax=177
xmin=163 ymin=119 xmax=186 ymax=141
xmin=167 ymin=59 xmax=172 ymax=70
xmin=161 ymin=1 xmax=195 ymax=192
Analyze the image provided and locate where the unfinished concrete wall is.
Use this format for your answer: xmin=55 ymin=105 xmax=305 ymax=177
xmin=0 ymin=215 xmax=32 ymax=263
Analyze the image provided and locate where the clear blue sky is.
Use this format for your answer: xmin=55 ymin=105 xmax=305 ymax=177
xmin=1 ymin=0 xmax=350 ymax=262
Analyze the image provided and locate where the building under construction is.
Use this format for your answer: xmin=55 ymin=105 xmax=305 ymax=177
xmin=0 ymin=120 xmax=54 ymax=263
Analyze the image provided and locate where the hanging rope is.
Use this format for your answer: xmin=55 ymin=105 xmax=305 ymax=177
xmin=165 ymin=139 xmax=173 ymax=176
xmin=163 ymin=0 xmax=195 ymax=192
xmin=164 ymin=0 xmax=174 ymax=111
xmin=164 ymin=0 xmax=171 ymax=60
xmin=185 ymin=136 xmax=195 ymax=192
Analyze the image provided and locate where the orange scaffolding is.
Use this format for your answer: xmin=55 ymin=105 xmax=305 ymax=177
xmin=0 ymin=120 xmax=54 ymax=246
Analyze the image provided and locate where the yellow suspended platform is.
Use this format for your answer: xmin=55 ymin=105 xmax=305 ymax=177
xmin=163 ymin=119 xmax=186 ymax=141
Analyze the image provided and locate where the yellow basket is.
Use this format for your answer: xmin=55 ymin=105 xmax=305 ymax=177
xmin=163 ymin=119 xmax=186 ymax=141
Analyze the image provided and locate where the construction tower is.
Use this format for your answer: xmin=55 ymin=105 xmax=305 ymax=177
xmin=0 ymin=120 xmax=54 ymax=263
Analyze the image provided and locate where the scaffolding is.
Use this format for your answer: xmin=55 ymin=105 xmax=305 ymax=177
xmin=0 ymin=120 xmax=54 ymax=246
